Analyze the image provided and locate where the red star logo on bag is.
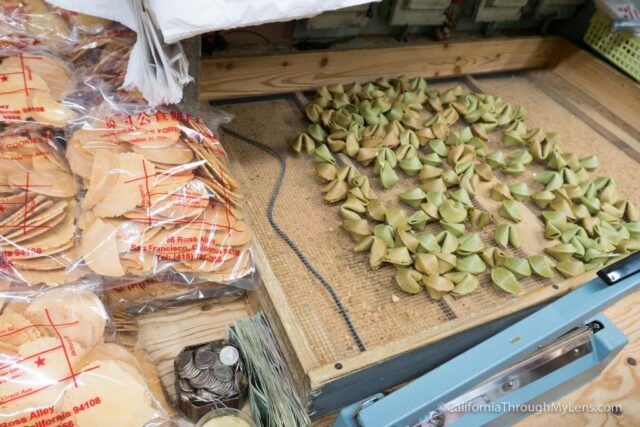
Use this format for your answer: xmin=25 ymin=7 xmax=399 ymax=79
xmin=35 ymin=357 xmax=46 ymax=367
xmin=0 ymin=75 xmax=8 ymax=82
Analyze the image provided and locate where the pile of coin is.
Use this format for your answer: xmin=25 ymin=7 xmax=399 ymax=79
xmin=176 ymin=342 xmax=244 ymax=405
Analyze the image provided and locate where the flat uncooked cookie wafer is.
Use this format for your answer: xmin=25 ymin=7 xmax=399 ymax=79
xmin=78 ymin=209 xmax=96 ymax=231
xmin=0 ymin=341 xmax=18 ymax=354
xmin=205 ymin=207 xmax=252 ymax=247
xmin=201 ymin=177 xmax=242 ymax=208
xmin=0 ymin=66 xmax=50 ymax=91
xmin=5 ymin=235 xmax=74 ymax=259
xmin=0 ymin=195 xmax=51 ymax=233
xmin=100 ymin=218 xmax=151 ymax=254
xmin=83 ymin=149 xmax=119 ymax=209
xmin=0 ymin=337 xmax=86 ymax=415
xmin=145 ymin=178 xmax=209 ymax=221
xmin=0 ymin=67 xmax=76 ymax=127
xmin=120 ymin=252 xmax=155 ymax=275
xmin=71 ymin=129 xmax=129 ymax=155
xmin=7 ymin=163 xmax=75 ymax=199
xmin=0 ymin=192 xmax=31 ymax=221
xmin=117 ymin=117 xmax=182 ymax=147
xmin=9 ymin=247 xmax=79 ymax=270
xmin=81 ymin=217 xmax=125 ymax=276
xmin=190 ymin=252 xmax=254 ymax=283
xmin=81 ymin=343 xmax=143 ymax=375
xmin=3 ymin=199 xmax=68 ymax=241
xmin=148 ymin=167 xmax=195 ymax=191
xmin=131 ymin=143 xmax=194 ymax=165
xmin=0 ymin=309 xmax=42 ymax=346
xmin=0 ymin=54 xmax=72 ymax=99
xmin=65 ymin=137 xmax=94 ymax=179
xmin=92 ymin=152 xmax=153 ymax=218
xmin=42 ymin=147 xmax=71 ymax=174
xmin=186 ymin=141 xmax=239 ymax=193
xmin=62 ymin=359 xmax=162 ymax=427
xmin=180 ymin=242 xmax=252 ymax=274
xmin=24 ymin=288 xmax=107 ymax=350
xmin=3 ymin=206 xmax=67 ymax=244
xmin=11 ymin=263 xmax=91 ymax=286
xmin=7 ymin=266 xmax=64 ymax=285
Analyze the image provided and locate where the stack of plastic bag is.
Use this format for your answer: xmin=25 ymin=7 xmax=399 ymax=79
xmin=0 ymin=1 xmax=84 ymax=287
xmin=0 ymin=3 xmax=257 ymax=423
xmin=0 ymin=1 xmax=259 ymax=294
xmin=67 ymin=101 xmax=257 ymax=288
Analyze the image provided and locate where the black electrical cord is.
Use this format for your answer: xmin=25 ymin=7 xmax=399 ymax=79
xmin=221 ymin=126 xmax=366 ymax=353
xmin=222 ymin=29 xmax=271 ymax=44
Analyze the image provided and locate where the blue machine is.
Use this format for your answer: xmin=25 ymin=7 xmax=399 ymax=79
xmin=335 ymin=252 xmax=640 ymax=427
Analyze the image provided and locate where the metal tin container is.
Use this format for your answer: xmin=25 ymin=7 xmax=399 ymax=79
xmin=174 ymin=339 xmax=248 ymax=422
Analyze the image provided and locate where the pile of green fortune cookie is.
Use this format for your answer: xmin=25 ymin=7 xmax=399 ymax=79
xmin=290 ymin=76 xmax=640 ymax=299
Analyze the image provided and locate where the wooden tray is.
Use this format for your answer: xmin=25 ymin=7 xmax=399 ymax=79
xmin=206 ymin=36 xmax=640 ymax=418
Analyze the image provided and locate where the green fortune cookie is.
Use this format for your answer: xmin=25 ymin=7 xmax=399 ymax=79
xmin=438 ymin=200 xmax=468 ymax=223
xmin=367 ymin=199 xmax=387 ymax=222
xmin=499 ymin=200 xmax=522 ymax=223
xmin=503 ymin=256 xmax=532 ymax=279
xmin=481 ymin=247 xmax=506 ymax=268
xmin=456 ymin=254 xmax=486 ymax=274
xmin=436 ymin=231 xmax=459 ymax=254
xmin=528 ymin=255 xmax=555 ymax=278
xmin=446 ymin=272 xmax=479 ymax=296
xmin=416 ymin=233 xmax=441 ymax=253
xmin=415 ymin=253 xmax=440 ymax=276
xmin=399 ymin=187 xmax=428 ymax=208
xmin=555 ymin=259 xmax=586 ymax=278
xmin=369 ymin=236 xmax=388 ymax=269
xmin=435 ymin=252 xmax=457 ymax=274
xmin=457 ymin=233 xmax=485 ymax=256
xmin=373 ymin=224 xmax=395 ymax=247
xmin=395 ymin=267 xmax=423 ymax=294
xmin=384 ymin=246 xmax=413 ymax=266
xmin=495 ymin=223 xmax=521 ymax=249
xmin=422 ymin=275 xmax=454 ymax=292
xmin=291 ymin=133 xmax=316 ymax=154
xmin=491 ymin=267 xmax=522 ymax=294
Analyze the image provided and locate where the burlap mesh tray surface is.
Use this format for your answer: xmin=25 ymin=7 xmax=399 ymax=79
xmin=216 ymin=76 xmax=640 ymax=415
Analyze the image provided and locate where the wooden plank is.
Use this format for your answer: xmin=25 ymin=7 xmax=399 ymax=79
xmin=200 ymin=36 xmax=563 ymax=100
xmin=552 ymin=40 xmax=640 ymax=135
xmin=226 ymin=132 xmax=320 ymax=400
xmin=247 ymin=242 xmax=318 ymax=401
xmin=526 ymin=71 xmax=640 ymax=155
xmin=135 ymin=298 xmax=249 ymax=403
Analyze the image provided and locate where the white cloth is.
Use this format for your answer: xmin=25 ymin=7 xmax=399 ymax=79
xmin=146 ymin=0 xmax=378 ymax=43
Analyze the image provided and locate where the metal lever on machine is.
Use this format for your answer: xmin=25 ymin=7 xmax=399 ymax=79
xmin=598 ymin=250 xmax=640 ymax=284
xmin=334 ymin=252 xmax=640 ymax=427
